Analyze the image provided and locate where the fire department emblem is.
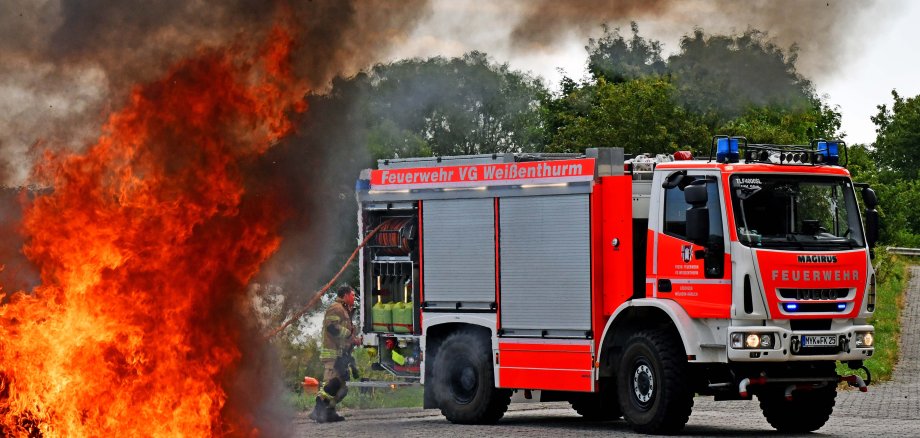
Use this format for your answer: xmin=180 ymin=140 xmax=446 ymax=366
xmin=682 ymin=245 xmax=692 ymax=263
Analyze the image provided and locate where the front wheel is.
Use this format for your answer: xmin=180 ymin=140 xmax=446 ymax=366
xmin=617 ymin=330 xmax=693 ymax=434
xmin=759 ymin=384 xmax=836 ymax=432
xmin=431 ymin=329 xmax=511 ymax=424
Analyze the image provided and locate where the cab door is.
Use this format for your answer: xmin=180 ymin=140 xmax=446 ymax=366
xmin=651 ymin=169 xmax=732 ymax=318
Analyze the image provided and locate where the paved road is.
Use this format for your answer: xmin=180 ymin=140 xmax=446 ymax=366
xmin=296 ymin=267 xmax=920 ymax=437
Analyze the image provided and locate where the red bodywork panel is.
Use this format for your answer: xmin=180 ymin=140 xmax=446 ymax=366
xmin=655 ymin=233 xmax=733 ymax=318
xmin=592 ymin=176 xmax=634 ymax=346
xmin=756 ymin=249 xmax=867 ymax=319
xmin=497 ymin=341 xmax=593 ymax=392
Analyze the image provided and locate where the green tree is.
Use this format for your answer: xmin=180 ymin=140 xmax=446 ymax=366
xmin=717 ymin=99 xmax=842 ymax=144
xmin=586 ymin=22 xmax=666 ymax=83
xmin=872 ymin=90 xmax=920 ymax=180
xmin=867 ymin=90 xmax=920 ymax=245
xmin=668 ymin=29 xmax=813 ymax=125
xmin=365 ymin=51 xmax=549 ymax=157
xmin=545 ymin=77 xmax=709 ymax=155
xmin=551 ymin=25 xmax=839 ymax=156
xmin=845 ymin=144 xmax=878 ymax=183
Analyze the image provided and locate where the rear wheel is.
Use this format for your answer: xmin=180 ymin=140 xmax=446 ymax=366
xmin=617 ymin=330 xmax=693 ymax=434
xmin=432 ymin=329 xmax=511 ymax=424
xmin=759 ymin=384 xmax=836 ymax=432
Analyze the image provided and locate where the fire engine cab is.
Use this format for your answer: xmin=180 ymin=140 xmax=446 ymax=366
xmin=354 ymin=136 xmax=879 ymax=434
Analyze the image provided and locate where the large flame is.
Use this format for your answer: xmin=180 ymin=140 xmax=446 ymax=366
xmin=0 ymin=23 xmax=305 ymax=437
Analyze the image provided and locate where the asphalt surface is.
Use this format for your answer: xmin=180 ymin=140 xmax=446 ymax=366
xmin=296 ymin=266 xmax=920 ymax=437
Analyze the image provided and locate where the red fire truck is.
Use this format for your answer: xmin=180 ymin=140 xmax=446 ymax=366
xmin=354 ymin=137 xmax=879 ymax=434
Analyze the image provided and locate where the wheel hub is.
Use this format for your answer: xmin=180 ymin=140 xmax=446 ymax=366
xmin=633 ymin=363 xmax=654 ymax=405
xmin=450 ymin=362 xmax=478 ymax=404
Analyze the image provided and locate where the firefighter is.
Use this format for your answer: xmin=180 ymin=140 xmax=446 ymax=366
xmin=310 ymin=284 xmax=361 ymax=423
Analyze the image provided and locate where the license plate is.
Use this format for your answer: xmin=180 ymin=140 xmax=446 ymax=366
xmin=801 ymin=335 xmax=837 ymax=347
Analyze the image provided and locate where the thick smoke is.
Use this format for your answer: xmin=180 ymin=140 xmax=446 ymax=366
xmin=510 ymin=0 xmax=889 ymax=79
xmin=0 ymin=0 xmax=431 ymax=187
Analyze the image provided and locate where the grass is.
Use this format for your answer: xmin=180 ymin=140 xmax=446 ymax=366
xmin=287 ymin=384 xmax=424 ymax=410
xmin=288 ymin=345 xmax=424 ymax=411
xmin=836 ymin=251 xmax=910 ymax=383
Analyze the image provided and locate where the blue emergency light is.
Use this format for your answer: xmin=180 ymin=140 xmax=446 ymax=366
xmin=716 ymin=137 xmax=740 ymax=163
xmin=837 ymin=303 xmax=847 ymax=311
xmin=816 ymin=140 xmax=840 ymax=165
xmin=785 ymin=303 xmax=798 ymax=312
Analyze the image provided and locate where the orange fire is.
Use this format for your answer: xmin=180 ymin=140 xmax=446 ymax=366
xmin=0 ymin=23 xmax=305 ymax=437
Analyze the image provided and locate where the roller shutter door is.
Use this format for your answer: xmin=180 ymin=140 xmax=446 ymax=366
xmin=500 ymin=194 xmax=591 ymax=334
xmin=422 ymin=198 xmax=495 ymax=306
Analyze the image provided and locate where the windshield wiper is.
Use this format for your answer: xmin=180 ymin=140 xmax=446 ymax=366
xmin=786 ymin=233 xmax=860 ymax=249
xmin=784 ymin=234 xmax=806 ymax=249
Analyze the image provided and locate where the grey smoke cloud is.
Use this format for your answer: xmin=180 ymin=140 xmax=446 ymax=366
xmin=0 ymin=0 xmax=430 ymax=187
xmin=509 ymin=0 xmax=890 ymax=79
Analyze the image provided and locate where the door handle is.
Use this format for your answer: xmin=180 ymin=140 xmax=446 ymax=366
xmin=658 ymin=279 xmax=672 ymax=293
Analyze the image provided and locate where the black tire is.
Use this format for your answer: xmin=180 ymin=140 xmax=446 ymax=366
xmin=432 ymin=329 xmax=512 ymax=424
xmin=617 ymin=330 xmax=693 ymax=434
xmin=758 ymin=384 xmax=836 ymax=433
xmin=570 ymin=379 xmax=622 ymax=421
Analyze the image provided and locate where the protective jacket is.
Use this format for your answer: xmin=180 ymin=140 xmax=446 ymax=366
xmin=320 ymin=298 xmax=354 ymax=360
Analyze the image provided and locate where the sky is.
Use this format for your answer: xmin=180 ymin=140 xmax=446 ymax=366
xmin=384 ymin=0 xmax=919 ymax=146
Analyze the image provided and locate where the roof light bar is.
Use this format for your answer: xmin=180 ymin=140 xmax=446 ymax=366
xmin=709 ymin=136 xmax=847 ymax=167
xmin=815 ymin=140 xmax=841 ymax=165
xmin=711 ymin=135 xmax=746 ymax=163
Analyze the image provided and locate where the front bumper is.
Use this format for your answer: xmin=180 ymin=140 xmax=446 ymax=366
xmin=726 ymin=324 xmax=874 ymax=362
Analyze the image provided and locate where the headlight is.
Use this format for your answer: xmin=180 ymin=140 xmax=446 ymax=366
xmin=731 ymin=332 xmax=775 ymax=349
xmin=746 ymin=334 xmax=760 ymax=348
xmin=856 ymin=332 xmax=874 ymax=348
xmin=731 ymin=333 xmax=744 ymax=349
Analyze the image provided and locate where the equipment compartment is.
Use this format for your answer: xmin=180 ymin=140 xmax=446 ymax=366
xmin=362 ymin=204 xmax=421 ymax=336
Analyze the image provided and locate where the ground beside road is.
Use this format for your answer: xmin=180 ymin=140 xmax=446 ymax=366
xmin=295 ymin=266 xmax=920 ymax=437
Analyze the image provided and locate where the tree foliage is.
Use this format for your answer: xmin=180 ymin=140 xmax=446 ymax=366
xmin=717 ymin=99 xmax=841 ymax=144
xmin=861 ymin=90 xmax=920 ymax=246
xmin=587 ymin=22 xmax=666 ymax=84
xmin=364 ymin=52 xmax=548 ymax=158
xmin=668 ymin=29 xmax=814 ymax=124
xmin=545 ymin=77 xmax=709 ymax=155
xmin=553 ymin=25 xmax=839 ymax=154
xmin=872 ymin=90 xmax=920 ymax=180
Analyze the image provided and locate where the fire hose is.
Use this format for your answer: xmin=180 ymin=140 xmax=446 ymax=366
xmin=263 ymin=223 xmax=383 ymax=340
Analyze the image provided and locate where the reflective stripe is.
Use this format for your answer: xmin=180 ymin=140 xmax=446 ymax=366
xmin=669 ymin=279 xmax=732 ymax=285
xmin=327 ymin=315 xmax=341 ymax=322
xmin=320 ymin=348 xmax=338 ymax=359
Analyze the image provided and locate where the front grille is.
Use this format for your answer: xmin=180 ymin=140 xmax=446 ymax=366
xmin=778 ymin=288 xmax=848 ymax=300
xmin=789 ymin=302 xmax=846 ymax=313
xmin=791 ymin=319 xmax=832 ymax=331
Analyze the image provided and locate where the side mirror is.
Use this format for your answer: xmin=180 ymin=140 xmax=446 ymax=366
xmin=685 ymin=180 xmax=724 ymax=278
xmin=862 ymin=187 xmax=878 ymax=210
xmin=861 ymin=186 xmax=879 ymax=259
xmin=685 ymin=183 xmax=709 ymax=245
xmin=686 ymin=208 xmax=709 ymax=245
xmin=685 ymin=183 xmax=708 ymax=205
xmin=866 ymin=209 xmax=879 ymax=249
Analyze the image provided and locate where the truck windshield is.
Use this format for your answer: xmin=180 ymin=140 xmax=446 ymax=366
xmin=730 ymin=174 xmax=865 ymax=251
